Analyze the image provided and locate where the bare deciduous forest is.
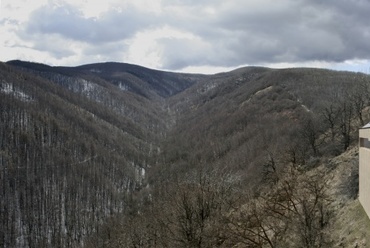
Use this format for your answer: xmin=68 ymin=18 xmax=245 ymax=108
xmin=1 ymin=61 xmax=370 ymax=247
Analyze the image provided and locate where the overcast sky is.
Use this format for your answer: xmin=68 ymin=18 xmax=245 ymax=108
xmin=1 ymin=0 xmax=370 ymax=74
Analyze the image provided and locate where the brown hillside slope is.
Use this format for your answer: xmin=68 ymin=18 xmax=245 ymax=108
xmin=325 ymin=146 xmax=370 ymax=247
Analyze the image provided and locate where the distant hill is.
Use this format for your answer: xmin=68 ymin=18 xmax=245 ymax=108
xmin=1 ymin=60 xmax=370 ymax=247
xmin=7 ymin=60 xmax=206 ymax=98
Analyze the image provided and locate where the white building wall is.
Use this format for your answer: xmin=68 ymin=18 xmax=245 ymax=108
xmin=359 ymin=128 xmax=370 ymax=219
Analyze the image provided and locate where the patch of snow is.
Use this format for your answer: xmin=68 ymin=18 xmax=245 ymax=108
xmin=235 ymin=77 xmax=246 ymax=84
xmin=301 ymin=104 xmax=311 ymax=112
xmin=197 ymin=82 xmax=218 ymax=94
xmin=80 ymin=79 xmax=95 ymax=94
xmin=67 ymin=79 xmax=100 ymax=99
xmin=89 ymin=68 xmax=102 ymax=73
xmin=118 ymin=82 xmax=129 ymax=91
xmin=1 ymin=82 xmax=32 ymax=102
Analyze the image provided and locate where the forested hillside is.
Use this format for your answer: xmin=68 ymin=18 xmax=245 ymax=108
xmin=1 ymin=61 xmax=370 ymax=247
xmin=0 ymin=61 xmax=202 ymax=247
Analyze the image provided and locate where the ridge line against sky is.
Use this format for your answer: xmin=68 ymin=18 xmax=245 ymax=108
xmin=1 ymin=0 xmax=370 ymax=74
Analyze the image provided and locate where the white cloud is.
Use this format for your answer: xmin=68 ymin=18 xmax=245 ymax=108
xmin=1 ymin=0 xmax=47 ymax=21
xmin=1 ymin=0 xmax=370 ymax=74
xmin=124 ymin=26 xmax=205 ymax=69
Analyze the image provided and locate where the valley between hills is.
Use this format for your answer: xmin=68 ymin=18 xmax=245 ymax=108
xmin=1 ymin=60 xmax=370 ymax=247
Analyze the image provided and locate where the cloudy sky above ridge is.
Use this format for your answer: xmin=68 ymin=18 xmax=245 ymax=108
xmin=1 ymin=0 xmax=370 ymax=74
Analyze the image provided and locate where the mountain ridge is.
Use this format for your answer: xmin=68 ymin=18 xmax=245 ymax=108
xmin=6 ymin=60 xmax=207 ymax=99
xmin=1 ymin=60 xmax=370 ymax=247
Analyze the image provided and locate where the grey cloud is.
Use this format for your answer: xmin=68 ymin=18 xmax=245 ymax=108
xmin=160 ymin=0 xmax=370 ymax=69
xmin=159 ymin=37 xmax=214 ymax=69
xmin=14 ymin=0 xmax=370 ymax=70
xmin=24 ymin=3 xmax=155 ymax=43
xmin=0 ymin=18 xmax=20 ymax=26
xmin=81 ymin=42 xmax=128 ymax=63
xmin=33 ymin=41 xmax=75 ymax=59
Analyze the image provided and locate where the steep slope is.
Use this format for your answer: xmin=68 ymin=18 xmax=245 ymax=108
xmin=0 ymin=61 xmax=201 ymax=247
xmin=107 ymin=67 xmax=370 ymax=248
xmin=324 ymin=146 xmax=370 ymax=247
xmin=2 ymin=61 xmax=370 ymax=247
xmin=155 ymin=67 xmax=370 ymax=185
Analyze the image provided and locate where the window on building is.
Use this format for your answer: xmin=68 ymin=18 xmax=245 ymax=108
xmin=360 ymin=137 xmax=370 ymax=149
